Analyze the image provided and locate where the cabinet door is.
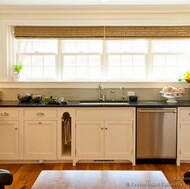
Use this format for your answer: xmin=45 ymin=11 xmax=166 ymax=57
xmin=180 ymin=121 xmax=190 ymax=158
xmin=105 ymin=121 xmax=133 ymax=157
xmin=76 ymin=121 xmax=104 ymax=157
xmin=0 ymin=121 xmax=19 ymax=159
xmin=24 ymin=121 xmax=57 ymax=160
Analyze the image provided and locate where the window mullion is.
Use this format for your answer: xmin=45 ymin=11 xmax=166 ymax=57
xmin=57 ymin=40 xmax=62 ymax=80
xmin=147 ymin=39 xmax=152 ymax=81
xmin=102 ymin=40 xmax=107 ymax=80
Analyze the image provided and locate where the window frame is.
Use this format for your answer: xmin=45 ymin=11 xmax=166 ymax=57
xmin=1 ymin=12 xmax=190 ymax=89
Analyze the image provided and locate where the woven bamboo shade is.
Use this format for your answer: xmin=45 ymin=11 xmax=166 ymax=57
xmin=105 ymin=26 xmax=190 ymax=38
xmin=14 ymin=26 xmax=190 ymax=39
xmin=14 ymin=26 xmax=105 ymax=39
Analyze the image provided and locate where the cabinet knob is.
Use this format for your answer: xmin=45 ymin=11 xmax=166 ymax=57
xmin=105 ymin=128 xmax=108 ymax=130
xmin=15 ymin=128 xmax=18 ymax=130
xmin=101 ymin=128 xmax=104 ymax=130
xmin=36 ymin=112 xmax=44 ymax=116
xmin=1 ymin=112 xmax=9 ymax=116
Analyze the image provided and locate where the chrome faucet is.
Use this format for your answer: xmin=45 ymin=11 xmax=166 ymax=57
xmin=98 ymin=84 xmax=106 ymax=101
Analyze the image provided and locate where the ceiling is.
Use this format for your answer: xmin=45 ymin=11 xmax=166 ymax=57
xmin=0 ymin=0 xmax=190 ymax=5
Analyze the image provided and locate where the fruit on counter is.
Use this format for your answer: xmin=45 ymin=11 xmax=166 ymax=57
xmin=45 ymin=96 xmax=67 ymax=104
xmin=174 ymin=88 xmax=185 ymax=93
xmin=162 ymin=86 xmax=185 ymax=93
xmin=184 ymin=71 xmax=190 ymax=82
xmin=44 ymin=96 xmax=56 ymax=103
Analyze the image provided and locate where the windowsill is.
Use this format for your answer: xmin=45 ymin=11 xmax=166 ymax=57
xmin=0 ymin=81 xmax=188 ymax=88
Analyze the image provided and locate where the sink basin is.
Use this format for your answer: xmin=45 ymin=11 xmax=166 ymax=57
xmin=79 ymin=101 xmax=129 ymax=105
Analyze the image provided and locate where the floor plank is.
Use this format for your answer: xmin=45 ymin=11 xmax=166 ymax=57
xmin=0 ymin=163 xmax=189 ymax=189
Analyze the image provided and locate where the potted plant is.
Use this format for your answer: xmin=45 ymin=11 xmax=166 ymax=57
xmin=14 ymin=63 xmax=23 ymax=74
xmin=13 ymin=63 xmax=23 ymax=81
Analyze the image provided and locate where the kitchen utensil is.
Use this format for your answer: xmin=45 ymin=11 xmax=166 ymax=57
xmin=31 ymin=94 xmax=42 ymax=102
xmin=17 ymin=93 xmax=32 ymax=102
xmin=129 ymin=96 xmax=138 ymax=102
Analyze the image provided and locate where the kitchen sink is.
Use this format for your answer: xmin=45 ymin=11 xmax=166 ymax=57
xmin=79 ymin=100 xmax=129 ymax=105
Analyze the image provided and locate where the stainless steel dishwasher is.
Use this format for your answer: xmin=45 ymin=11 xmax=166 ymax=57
xmin=137 ymin=108 xmax=177 ymax=163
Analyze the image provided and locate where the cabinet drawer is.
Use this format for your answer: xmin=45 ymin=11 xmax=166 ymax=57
xmin=24 ymin=109 xmax=57 ymax=118
xmin=179 ymin=109 xmax=190 ymax=119
xmin=0 ymin=109 xmax=19 ymax=118
xmin=76 ymin=108 xmax=134 ymax=119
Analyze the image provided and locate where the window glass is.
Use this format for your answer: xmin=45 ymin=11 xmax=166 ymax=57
xmin=61 ymin=40 xmax=103 ymax=80
xmin=16 ymin=39 xmax=57 ymax=80
xmin=152 ymin=39 xmax=190 ymax=81
xmin=15 ymin=38 xmax=190 ymax=82
xmin=62 ymin=40 xmax=102 ymax=53
xmin=106 ymin=40 xmax=147 ymax=80
xmin=107 ymin=40 xmax=148 ymax=53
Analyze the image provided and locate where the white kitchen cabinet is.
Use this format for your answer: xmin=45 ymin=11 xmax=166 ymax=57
xmin=105 ymin=121 xmax=133 ymax=157
xmin=74 ymin=108 xmax=135 ymax=165
xmin=76 ymin=120 xmax=133 ymax=158
xmin=0 ymin=120 xmax=20 ymax=159
xmin=177 ymin=107 xmax=190 ymax=165
xmin=24 ymin=120 xmax=57 ymax=160
xmin=0 ymin=108 xmax=21 ymax=160
xmin=76 ymin=121 xmax=104 ymax=157
xmin=0 ymin=106 xmax=135 ymax=165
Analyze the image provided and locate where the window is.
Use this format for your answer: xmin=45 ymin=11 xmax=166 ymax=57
xmin=15 ymin=38 xmax=190 ymax=82
xmin=106 ymin=40 xmax=147 ymax=80
xmin=151 ymin=40 xmax=190 ymax=81
xmin=61 ymin=40 xmax=103 ymax=80
xmin=16 ymin=39 xmax=58 ymax=80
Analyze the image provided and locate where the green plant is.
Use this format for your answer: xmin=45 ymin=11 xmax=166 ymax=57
xmin=13 ymin=63 xmax=23 ymax=74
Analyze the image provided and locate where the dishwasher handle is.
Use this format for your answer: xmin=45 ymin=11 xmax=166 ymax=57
xmin=138 ymin=108 xmax=177 ymax=113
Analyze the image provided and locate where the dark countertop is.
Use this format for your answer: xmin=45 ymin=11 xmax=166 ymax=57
xmin=0 ymin=100 xmax=190 ymax=107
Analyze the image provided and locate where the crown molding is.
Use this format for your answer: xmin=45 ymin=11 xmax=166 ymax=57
xmin=1 ymin=5 xmax=190 ymax=15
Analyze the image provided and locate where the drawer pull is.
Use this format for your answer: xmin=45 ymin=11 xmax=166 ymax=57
xmin=36 ymin=112 xmax=44 ymax=116
xmin=1 ymin=112 xmax=9 ymax=116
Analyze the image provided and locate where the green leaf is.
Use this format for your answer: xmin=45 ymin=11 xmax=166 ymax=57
xmin=13 ymin=63 xmax=23 ymax=74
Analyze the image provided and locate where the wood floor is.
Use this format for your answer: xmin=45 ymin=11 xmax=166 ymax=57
xmin=0 ymin=163 xmax=189 ymax=189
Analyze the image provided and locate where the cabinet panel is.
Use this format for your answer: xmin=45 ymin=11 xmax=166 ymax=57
xmin=24 ymin=121 xmax=57 ymax=160
xmin=179 ymin=121 xmax=190 ymax=157
xmin=0 ymin=121 xmax=19 ymax=159
xmin=24 ymin=109 xmax=57 ymax=118
xmin=76 ymin=109 xmax=134 ymax=119
xmin=179 ymin=109 xmax=190 ymax=119
xmin=105 ymin=121 xmax=133 ymax=157
xmin=76 ymin=121 xmax=104 ymax=157
xmin=177 ymin=107 xmax=190 ymax=165
xmin=0 ymin=109 xmax=19 ymax=119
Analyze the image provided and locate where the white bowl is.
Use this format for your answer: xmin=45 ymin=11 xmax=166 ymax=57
xmin=160 ymin=91 xmax=184 ymax=103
